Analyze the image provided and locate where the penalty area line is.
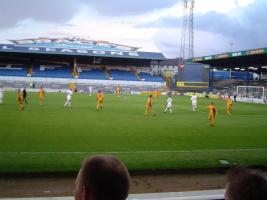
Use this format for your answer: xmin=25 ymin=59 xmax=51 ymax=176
xmin=0 ymin=148 xmax=267 ymax=155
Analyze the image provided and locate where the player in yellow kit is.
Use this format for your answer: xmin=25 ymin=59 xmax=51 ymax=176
xmin=17 ymin=89 xmax=24 ymax=111
xmin=96 ymin=91 xmax=104 ymax=111
xmin=16 ymin=89 xmax=21 ymax=106
xmin=206 ymin=102 xmax=217 ymax=127
xmin=153 ymin=90 xmax=159 ymax=99
xmin=115 ymin=86 xmax=121 ymax=97
xmin=226 ymin=96 xmax=232 ymax=115
xmin=39 ymin=86 xmax=45 ymax=105
xmin=144 ymin=95 xmax=155 ymax=116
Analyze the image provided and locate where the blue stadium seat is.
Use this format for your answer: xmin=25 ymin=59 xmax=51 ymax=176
xmin=210 ymin=70 xmax=253 ymax=80
xmin=139 ymin=72 xmax=164 ymax=82
xmin=79 ymin=69 xmax=107 ymax=80
xmin=231 ymin=71 xmax=253 ymax=80
xmin=32 ymin=65 xmax=72 ymax=78
xmin=0 ymin=65 xmax=28 ymax=77
xmin=109 ymin=69 xmax=139 ymax=81
xmin=210 ymin=71 xmax=230 ymax=80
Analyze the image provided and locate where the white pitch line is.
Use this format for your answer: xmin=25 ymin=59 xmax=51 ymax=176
xmin=128 ymin=190 xmax=225 ymax=200
xmin=130 ymin=194 xmax=224 ymax=200
xmin=0 ymin=148 xmax=267 ymax=155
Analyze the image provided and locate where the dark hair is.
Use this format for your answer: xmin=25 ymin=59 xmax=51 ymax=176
xmin=225 ymin=166 xmax=267 ymax=200
xmin=80 ymin=155 xmax=130 ymax=200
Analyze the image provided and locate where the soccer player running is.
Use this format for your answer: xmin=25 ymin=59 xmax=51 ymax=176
xmin=39 ymin=86 xmax=45 ymax=105
xmin=153 ymin=90 xmax=159 ymax=100
xmin=16 ymin=89 xmax=20 ymax=105
xmin=206 ymin=102 xmax=217 ymax=127
xmin=88 ymin=86 xmax=93 ymax=96
xmin=64 ymin=88 xmax=73 ymax=107
xmin=0 ymin=87 xmax=3 ymax=104
xmin=116 ymin=86 xmax=121 ymax=97
xmin=96 ymin=90 xmax=104 ymax=111
xmin=191 ymin=93 xmax=197 ymax=111
xmin=164 ymin=95 xmax=173 ymax=113
xmin=17 ymin=89 xmax=24 ymax=111
xmin=23 ymin=87 xmax=28 ymax=104
xmin=226 ymin=95 xmax=232 ymax=115
xmin=145 ymin=94 xmax=155 ymax=116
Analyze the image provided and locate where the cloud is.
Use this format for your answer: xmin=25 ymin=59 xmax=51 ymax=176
xmin=136 ymin=15 xmax=180 ymax=28
xmin=152 ymin=28 xmax=230 ymax=58
xmin=195 ymin=0 xmax=267 ymax=50
xmin=1 ymin=0 xmax=265 ymax=58
xmin=136 ymin=0 xmax=267 ymax=56
xmin=152 ymin=28 xmax=181 ymax=58
xmin=0 ymin=0 xmax=177 ymax=29
xmin=0 ymin=0 xmax=81 ymax=29
xmin=81 ymin=0 xmax=178 ymax=16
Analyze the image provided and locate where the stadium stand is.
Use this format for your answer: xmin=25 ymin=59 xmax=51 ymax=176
xmin=134 ymin=71 xmax=142 ymax=81
xmin=183 ymin=64 xmax=204 ymax=82
xmin=109 ymin=69 xmax=139 ymax=81
xmin=104 ymin=68 xmax=112 ymax=80
xmin=0 ymin=75 xmax=165 ymax=93
xmin=139 ymin=72 xmax=164 ymax=82
xmin=231 ymin=71 xmax=253 ymax=80
xmin=0 ymin=37 xmax=167 ymax=92
xmin=212 ymin=79 xmax=238 ymax=88
xmin=32 ymin=65 xmax=72 ymax=78
xmin=79 ymin=68 xmax=107 ymax=80
xmin=0 ymin=63 xmax=166 ymax=94
xmin=0 ymin=64 xmax=28 ymax=77
xmin=210 ymin=70 xmax=253 ymax=80
xmin=211 ymin=71 xmax=230 ymax=80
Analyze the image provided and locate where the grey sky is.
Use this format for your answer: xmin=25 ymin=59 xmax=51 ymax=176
xmin=136 ymin=0 xmax=267 ymax=56
xmin=0 ymin=0 xmax=178 ymax=29
xmin=0 ymin=0 xmax=265 ymax=58
xmin=0 ymin=0 xmax=82 ymax=29
xmin=81 ymin=0 xmax=178 ymax=16
xmin=195 ymin=0 xmax=267 ymax=51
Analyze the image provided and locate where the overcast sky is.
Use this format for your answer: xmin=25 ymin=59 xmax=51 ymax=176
xmin=0 ymin=0 xmax=266 ymax=58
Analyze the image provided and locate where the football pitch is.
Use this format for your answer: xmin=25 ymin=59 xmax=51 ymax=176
xmin=0 ymin=91 xmax=267 ymax=173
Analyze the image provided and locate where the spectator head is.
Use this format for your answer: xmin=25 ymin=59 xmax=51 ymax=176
xmin=225 ymin=166 xmax=267 ymax=200
xmin=74 ymin=155 xmax=130 ymax=200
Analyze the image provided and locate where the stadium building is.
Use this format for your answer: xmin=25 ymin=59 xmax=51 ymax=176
xmin=159 ymin=58 xmax=210 ymax=91
xmin=193 ymin=47 xmax=267 ymax=86
xmin=159 ymin=47 xmax=267 ymax=95
xmin=0 ymin=37 xmax=166 ymax=92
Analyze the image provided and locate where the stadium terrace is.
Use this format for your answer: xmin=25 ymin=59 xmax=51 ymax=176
xmin=0 ymin=37 xmax=165 ymax=60
xmin=0 ymin=37 xmax=167 ymax=93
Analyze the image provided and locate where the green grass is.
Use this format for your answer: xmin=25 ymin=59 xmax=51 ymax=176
xmin=0 ymin=91 xmax=267 ymax=173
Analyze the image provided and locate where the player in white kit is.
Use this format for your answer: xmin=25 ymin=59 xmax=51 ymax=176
xmin=164 ymin=95 xmax=173 ymax=113
xmin=0 ymin=87 xmax=3 ymax=104
xmin=88 ymin=86 xmax=93 ymax=96
xmin=191 ymin=93 xmax=197 ymax=111
xmin=64 ymin=88 xmax=73 ymax=107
